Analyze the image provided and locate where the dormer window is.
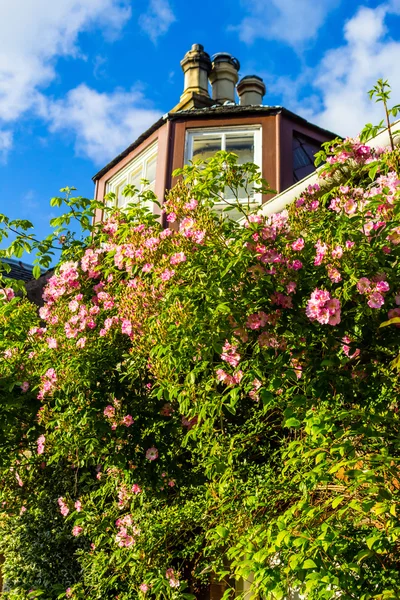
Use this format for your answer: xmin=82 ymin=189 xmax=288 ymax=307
xmin=106 ymin=142 xmax=158 ymax=210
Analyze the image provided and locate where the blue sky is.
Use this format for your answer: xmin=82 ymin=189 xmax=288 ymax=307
xmin=2 ymin=0 xmax=400 ymax=247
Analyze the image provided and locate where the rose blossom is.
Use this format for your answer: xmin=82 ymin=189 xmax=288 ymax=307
xmin=122 ymin=414 xmax=134 ymax=427
xmin=104 ymin=405 xmax=115 ymax=418
xmin=291 ymin=238 xmax=304 ymax=251
xmin=37 ymin=434 xmax=45 ymax=455
xmin=146 ymin=447 xmax=158 ymax=461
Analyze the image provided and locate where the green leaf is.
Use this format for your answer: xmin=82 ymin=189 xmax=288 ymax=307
xmin=284 ymin=417 xmax=301 ymax=428
xmin=331 ymin=495 xmax=344 ymax=509
xmin=32 ymin=265 xmax=41 ymax=279
xmin=366 ymin=535 xmax=380 ymax=550
xmin=368 ymin=163 xmax=379 ymax=181
xmin=379 ymin=316 xmax=400 ymax=327
xmin=303 ymin=559 xmax=317 ymax=569
xmin=216 ymin=526 xmax=229 ymax=539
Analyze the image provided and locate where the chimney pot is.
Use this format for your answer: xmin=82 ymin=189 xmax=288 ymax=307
xmin=237 ymin=75 xmax=266 ymax=106
xmin=179 ymin=43 xmax=212 ymax=104
xmin=209 ymin=52 xmax=240 ymax=104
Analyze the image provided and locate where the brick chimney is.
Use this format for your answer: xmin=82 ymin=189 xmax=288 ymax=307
xmin=209 ymin=53 xmax=240 ymax=104
xmin=171 ymin=44 xmax=214 ymax=112
xmin=237 ymin=75 xmax=266 ymax=106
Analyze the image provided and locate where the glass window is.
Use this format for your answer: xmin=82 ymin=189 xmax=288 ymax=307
xmin=225 ymin=133 xmax=254 ymax=164
xmin=185 ymin=127 xmax=262 ymax=219
xmin=144 ymin=154 xmax=157 ymax=190
xmin=293 ymin=132 xmax=321 ymax=182
xmin=192 ymin=136 xmax=222 ymax=162
xmin=106 ymin=142 xmax=158 ymax=210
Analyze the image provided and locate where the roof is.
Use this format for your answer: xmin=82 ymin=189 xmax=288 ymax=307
xmin=0 ymin=257 xmax=34 ymax=282
xmin=92 ymin=105 xmax=340 ymax=182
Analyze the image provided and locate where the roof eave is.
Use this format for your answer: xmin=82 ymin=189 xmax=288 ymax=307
xmin=92 ymin=116 xmax=166 ymax=182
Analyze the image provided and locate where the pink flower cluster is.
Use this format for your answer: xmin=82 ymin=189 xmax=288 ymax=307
xmin=81 ymin=248 xmax=101 ymax=277
xmin=356 ymin=277 xmax=389 ymax=308
xmin=103 ymin=404 xmax=134 ymax=430
xmin=291 ymin=238 xmax=304 ymax=251
xmin=327 ymin=264 xmax=342 ymax=283
xmin=117 ymin=482 xmax=142 ymax=508
xmin=246 ymin=311 xmax=268 ymax=330
xmin=306 ymin=289 xmax=341 ymax=326
xmin=42 ymin=262 xmax=80 ymax=306
xmin=37 ymin=435 xmax=45 ymax=455
xmin=221 ymin=341 xmax=241 ymax=367
xmin=216 ymin=368 xmax=243 ymax=386
xmin=115 ymin=514 xmax=140 ymax=547
xmin=249 ymin=378 xmax=262 ymax=401
xmin=170 ymin=252 xmax=186 ymax=265
xmin=165 ymin=568 xmax=180 ymax=588
xmin=72 ymin=525 xmax=83 ymax=537
xmin=326 ymin=141 xmax=379 ymax=168
xmin=295 ymin=184 xmax=320 ymax=208
xmin=179 ymin=217 xmax=205 ymax=244
xmin=314 ymin=239 xmax=328 ymax=266
xmin=160 ymin=268 xmax=175 ymax=282
xmin=58 ymin=497 xmax=69 ymax=516
xmin=341 ymin=336 xmax=360 ymax=359
xmin=368 ymin=171 xmax=400 ymax=203
xmin=0 ymin=287 xmax=15 ymax=302
xmin=37 ymin=368 xmax=57 ymax=400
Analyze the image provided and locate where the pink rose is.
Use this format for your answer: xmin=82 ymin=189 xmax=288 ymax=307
xmin=146 ymin=447 xmax=158 ymax=461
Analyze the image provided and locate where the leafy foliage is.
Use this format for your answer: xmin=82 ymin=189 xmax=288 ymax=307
xmin=1 ymin=131 xmax=400 ymax=600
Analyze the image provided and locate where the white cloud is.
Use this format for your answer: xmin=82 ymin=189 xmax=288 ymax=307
xmin=271 ymin=3 xmax=400 ymax=137
xmin=0 ymin=130 xmax=12 ymax=162
xmin=233 ymin=0 xmax=340 ymax=46
xmin=0 ymin=0 xmax=131 ymax=159
xmin=139 ymin=0 xmax=176 ymax=44
xmin=44 ymin=84 xmax=161 ymax=164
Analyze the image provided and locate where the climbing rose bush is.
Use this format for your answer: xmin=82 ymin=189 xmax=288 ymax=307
xmin=1 ymin=140 xmax=400 ymax=599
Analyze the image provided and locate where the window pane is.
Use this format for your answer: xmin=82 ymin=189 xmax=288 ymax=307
xmin=292 ymin=133 xmax=321 ymax=183
xmin=225 ymin=133 xmax=254 ymax=164
xmin=130 ymin=166 xmax=143 ymax=191
xmin=116 ymin=179 xmax=128 ymax=207
xmin=192 ymin=136 xmax=222 ymax=162
xmin=225 ymin=133 xmax=255 ymax=199
xmin=144 ymin=155 xmax=157 ymax=191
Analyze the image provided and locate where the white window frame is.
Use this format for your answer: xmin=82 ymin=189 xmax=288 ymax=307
xmin=185 ymin=126 xmax=262 ymax=217
xmin=106 ymin=141 xmax=158 ymax=211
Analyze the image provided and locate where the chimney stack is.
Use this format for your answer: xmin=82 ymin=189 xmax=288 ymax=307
xmin=237 ymin=75 xmax=266 ymax=106
xmin=179 ymin=44 xmax=212 ymax=107
xmin=209 ymin=53 xmax=240 ymax=104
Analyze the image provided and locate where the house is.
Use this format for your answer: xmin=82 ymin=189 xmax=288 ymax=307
xmin=92 ymin=44 xmax=338 ymax=221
